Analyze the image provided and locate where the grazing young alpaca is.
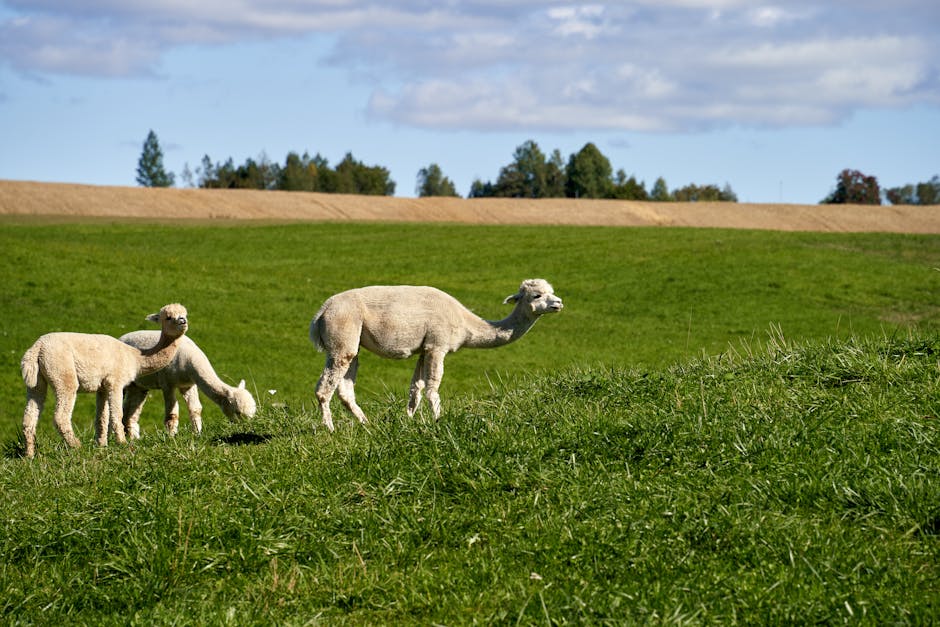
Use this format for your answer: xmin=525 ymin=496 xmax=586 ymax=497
xmin=19 ymin=304 xmax=189 ymax=458
xmin=309 ymin=279 xmax=563 ymax=431
xmin=119 ymin=331 xmax=257 ymax=439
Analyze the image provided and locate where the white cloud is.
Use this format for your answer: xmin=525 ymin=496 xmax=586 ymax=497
xmin=0 ymin=14 xmax=161 ymax=76
xmin=547 ymin=4 xmax=609 ymax=39
xmin=745 ymin=5 xmax=816 ymax=28
xmin=2 ymin=1 xmax=938 ymax=130
xmin=708 ymin=35 xmax=932 ymax=109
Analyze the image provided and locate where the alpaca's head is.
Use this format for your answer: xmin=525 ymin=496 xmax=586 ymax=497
xmin=503 ymin=279 xmax=563 ymax=316
xmin=147 ymin=303 xmax=189 ymax=339
xmin=222 ymin=380 xmax=257 ymax=420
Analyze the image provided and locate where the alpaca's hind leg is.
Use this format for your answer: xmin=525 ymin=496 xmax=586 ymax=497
xmin=96 ymin=387 xmax=126 ymax=447
xmin=337 ymin=356 xmax=368 ymax=425
xmin=51 ymin=383 xmax=81 ymax=451
xmin=315 ymin=353 xmax=354 ymax=432
xmin=424 ymin=351 xmax=446 ymax=419
xmin=162 ymin=385 xmax=182 ymax=436
xmin=122 ymin=384 xmax=148 ymax=440
xmin=181 ymin=385 xmax=203 ymax=434
xmin=22 ymin=381 xmax=47 ymax=458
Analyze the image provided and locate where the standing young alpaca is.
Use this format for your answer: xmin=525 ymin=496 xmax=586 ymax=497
xmin=119 ymin=331 xmax=257 ymax=439
xmin=309 ymin=279 xmax=563 ymax=431
xmin=20 ymin=304 xmax=189 ymax=457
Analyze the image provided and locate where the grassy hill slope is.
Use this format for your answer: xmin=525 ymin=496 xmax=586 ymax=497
xmin=0 ymin=218 xmax=937 ymax=623
xmin=1 ymin=221 xmax=938 ymax=441
xmin=1 ymin=333 xmax=937 ymax=623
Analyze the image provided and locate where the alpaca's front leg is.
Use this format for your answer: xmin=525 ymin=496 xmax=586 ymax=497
xmin=181 ymin=385 xmax=203 ymax=434
xmin=107 ymin=387 xmax=127 ymax=445
xmin=95 ymin=390 xmax=110 ymax=447
xmin=424 ymin=351 xmax=446 ymax=419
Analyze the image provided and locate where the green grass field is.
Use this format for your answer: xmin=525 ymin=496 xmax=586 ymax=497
xmin=0 ymin=219 xmax=938 ymax=623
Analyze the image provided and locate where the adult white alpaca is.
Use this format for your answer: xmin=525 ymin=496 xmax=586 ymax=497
xmin=20 ymin=304 xmax=189 ymax=458
xmin=309 ymin=279 xmax=563 ymax=431
xmin=119 ymin=331 xmax=257 ymax=438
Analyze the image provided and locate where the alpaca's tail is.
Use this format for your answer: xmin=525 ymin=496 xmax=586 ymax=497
xmin=309 ymin=311 xmax=326 ymax=352
xmin=20 ymin=342 xmax=42 ymax=388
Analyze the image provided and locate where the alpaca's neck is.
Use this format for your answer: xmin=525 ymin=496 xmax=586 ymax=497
xmin=462 ymin=305 xmax=538 ymax=349
xmin=137 ymin=335 xmax=181 ymax=376
xmin=187 ymin=356 xmax=233 ymax=404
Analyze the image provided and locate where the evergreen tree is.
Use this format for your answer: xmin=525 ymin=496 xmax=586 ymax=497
xmin=136 ymin=130 xmax=175 ymax=187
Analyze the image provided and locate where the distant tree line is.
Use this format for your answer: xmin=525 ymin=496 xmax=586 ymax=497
xmin=465 ymin=140 xmax=738 ymax=202
xmin=821 ymin=169 xmax=940 ymax=206
xmin=137 ymin=131 xmax=938 ymax=205
xmin=181 ymin=151 xmax=396 ymax=196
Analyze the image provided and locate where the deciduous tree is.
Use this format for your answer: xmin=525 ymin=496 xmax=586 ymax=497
xmin=277 ymin=152 xmax=317 ymax=191
xmin=494 ymin=140 xmax=550 ymax=198
xmin=886 ymin=175 xmax=940 ymax=205
xmin=468 ymin=178 xmax=496 ymax=198
xmin=671 ymin=183 xmax=738 ymax=202
xmin=334 ymin=153 xmax=396 ymax=196
xmin=416 ymin=164 xmax=459 ymax=197
xmin=544 ymin=149 xmax=567 ymax=198
xmin=565 ymin=143 xmax=612 ymax=198
xmin=650 ymin=177 xmax=672 ymax=201
xmin=609 ymin=170 xmax=648 ymax=200
xmin=821 ymin=169 xmax=881 ymax=205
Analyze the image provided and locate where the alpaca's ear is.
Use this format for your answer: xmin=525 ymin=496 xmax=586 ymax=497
xmin=146 ymin=312 xmax=161 ymax=323
xmin=238 ymin=379 xmax=246 ymax=389
xmin=503 ymin=293 xmax=520 ymax=305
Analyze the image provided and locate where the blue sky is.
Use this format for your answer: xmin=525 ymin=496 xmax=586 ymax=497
xmin=1 ymin=1 xmax=938 ymax=203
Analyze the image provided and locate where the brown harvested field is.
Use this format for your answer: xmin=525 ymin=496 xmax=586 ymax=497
xmin=2 ymin=179 xmax=939 ymax=233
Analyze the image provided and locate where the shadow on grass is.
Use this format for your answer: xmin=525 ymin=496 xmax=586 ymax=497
xmin=214 ymin=432 xmax=274 ymax=446
xmin=2 ymin=439 xmax=25 ymax=459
